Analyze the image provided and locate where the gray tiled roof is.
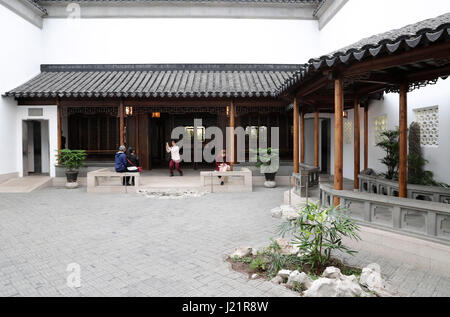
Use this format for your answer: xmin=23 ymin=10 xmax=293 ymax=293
xmin=276 ymin=12 xmax=450 ymax=94
xmin=5 ymin=64 xmax=303 ymax=99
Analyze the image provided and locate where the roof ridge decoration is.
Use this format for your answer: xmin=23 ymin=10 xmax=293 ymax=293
xmin=40 ymin=64 xmax=304 ymax=73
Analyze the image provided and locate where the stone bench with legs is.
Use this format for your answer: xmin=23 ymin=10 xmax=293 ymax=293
xmin=200 ymin=168 xmax=252 ymax=193
xmin=87 ymin=168 xmax=140 ymax=193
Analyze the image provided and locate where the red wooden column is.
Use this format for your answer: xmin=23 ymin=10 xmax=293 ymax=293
xmin=300 ymin=110 xmax=305 ymax=164
xmin=314 ymin=110 xmax=320 ymax=168
xmin=293 ymin=98 xmax=300 ymax=174
xmin=364 ymin=105 xmax=369 ymax=170
xmin=229 ymin=100 xmax=236 ymax=171
xmin=353 ymin=97 xmax=360 ymax=190
xmin=399 ymin=83 xmax=408 ymax=198
xmin=334 ymin=77 xmax=344 ymax=206
xmin=119 ymin=100 xmax=125 ymax=146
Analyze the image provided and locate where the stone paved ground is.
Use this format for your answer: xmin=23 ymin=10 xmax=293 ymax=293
xmin=0 ymin=186 xmax=449 ymax=297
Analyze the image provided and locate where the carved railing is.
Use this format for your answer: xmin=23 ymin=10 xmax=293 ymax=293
xmin=293 ymin=164 xmax=320 ymax=197
xmin=320 ymin=184 xmax=450 ymax=243
xmin=359 ymin=174 xmax=450 ymax=204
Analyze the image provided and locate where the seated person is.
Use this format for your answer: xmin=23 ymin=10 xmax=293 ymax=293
xmin=115 ymin=145 xmax=128 ymax=186
xmin=126 ymin=147 xmax=140 ymax=186
xmin=215 ymin=149 xmax=230 ymax=186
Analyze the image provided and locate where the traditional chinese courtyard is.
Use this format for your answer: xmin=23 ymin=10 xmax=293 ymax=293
xmin=0 ymin=185 xmax=449 ymax=297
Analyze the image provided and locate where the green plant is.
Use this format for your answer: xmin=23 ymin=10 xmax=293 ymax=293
xmin=408 ymin=122 xmax=438 ymax=186
xmin=232 ymin=256 xmax=253 ymax=264
xmin=278 ymin=202 xmax=360 ymax=269
xmin=250 ymin=148 xmax=280 ymax=174
xmin=56 ymin=149 xmax=87 ymax=171
xmin=249 ymin=256 xmax=268 ymax=272
xmin=376 ymin=129 xmax=400 ymax=180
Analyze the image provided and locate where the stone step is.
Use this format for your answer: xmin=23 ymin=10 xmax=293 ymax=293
xmin=0 ymin=176 xmax=52 ymax=193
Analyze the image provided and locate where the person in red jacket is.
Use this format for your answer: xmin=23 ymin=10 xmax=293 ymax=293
xmin=215 ymin=149 xmax=230 ymax=186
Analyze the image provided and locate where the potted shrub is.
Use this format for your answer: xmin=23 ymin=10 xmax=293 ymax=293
xmin=56 ymin=149 xmax=87 ymax=188
xmin=254 ymin=148 xmax=280 ymax=188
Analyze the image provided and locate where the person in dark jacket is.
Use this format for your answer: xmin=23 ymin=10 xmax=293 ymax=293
xmin=115 ymin=145 xmax=128 ymax=185
xmin=126 ymin=147 xmax=140 ymax=186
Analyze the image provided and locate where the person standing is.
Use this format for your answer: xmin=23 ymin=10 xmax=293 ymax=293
xmin=166 ymin=140 xmax=183 ymax=177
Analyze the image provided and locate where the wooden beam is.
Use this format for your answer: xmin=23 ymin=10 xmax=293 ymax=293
xmin=344 ymin=41 xmax=450 ymax=77
xmin=119 ymin=99 xmax=125 ymax=146
xmin=334 ymin=77 xmax=344 ymax=206
xmin=406 ymin=64 xmax=450 ymax=82
xmin=399 ymin=83 xmax=408 ymax=198
xmin=293 ymin=98 xmax=300 ymax=174
xmin=229 ymin=100 xmax=236 ymax=171
xmin=296 ymin=76 xmax=329 ymax=97
xmin=314 ymin=110 xmax=320 ymax=168
xmin=364 ymin=105 xmax=369 ymax=170
xmin=354 ymin=97 xmax=360 ymax=190
xmin=300 ymin=110 xmax=305 ymax=164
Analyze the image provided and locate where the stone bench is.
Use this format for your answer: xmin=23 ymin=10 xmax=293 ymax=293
xmin=87 ymin=168 xmax=140 ymax=193
xmin=200 ymin=168 xmax=252 ymax=193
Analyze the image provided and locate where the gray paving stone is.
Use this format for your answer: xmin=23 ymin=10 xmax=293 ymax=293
xmin=0 ymin=186 xmax=448 ymax=297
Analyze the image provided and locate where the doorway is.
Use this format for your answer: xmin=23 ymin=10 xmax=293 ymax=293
xmin=321 ymin=119 xmax=331 ymax=174
xmin=22 ymin=120 xmax=50 ymax=176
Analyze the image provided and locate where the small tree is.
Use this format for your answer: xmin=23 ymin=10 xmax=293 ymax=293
xmin=376 ymin=129 xmax=399 ymax=180
xmin=408 ymin=122 xmax=438 ymax=186
xmin=56 ymin=149 xmax=87 ymax=172
xmin=278 ymin=203 xmax=360 ymax=269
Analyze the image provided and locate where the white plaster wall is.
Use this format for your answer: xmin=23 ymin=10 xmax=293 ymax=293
xmin=0 ymin=5 xmax=42 ymax=176
xmin=318 ymin=0 xmax=450 ymax=57
xmin=16 ymin=106 xmax=58 ymax=178
xmin=41 ymin=18 xmax=320 ymax=64
xmin=308 ymin=0 xmax=450 ymax=183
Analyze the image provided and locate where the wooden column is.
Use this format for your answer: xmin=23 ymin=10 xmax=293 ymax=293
xmin=364 ymin=105 xmax=369 ymax=170
xmin=293 ymin=98 xmax=300 ymax=174
xmin=354 ymin=97 xmax=361 ymax=190
xmin=135 ymin=115 xmax=139 ymax=155
xmin=229 ymin=100 xmax=236 ymax=171
xmin=300 ymin=110 xmax=305 ymax=164
xmin=314 ymin=110 xmax=320 ymax=168
xmin=399 ymin=83 xmax=408 ymax=198
xmin=334 ymin=77 xmax=344 ymax=206
xmin=57 ymin=97 xmax=62 ymax=151
xmin=119 ymin=99 xmax=125 ymax=146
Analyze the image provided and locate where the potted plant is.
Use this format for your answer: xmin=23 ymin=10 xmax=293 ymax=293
xmin=56 ymin=149 xmax=87 ymax=188
xmin=254 ymin=148 xmax=280 ymax=188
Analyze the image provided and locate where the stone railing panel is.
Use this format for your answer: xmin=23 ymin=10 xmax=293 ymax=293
xmin=320 ymin=184 xmax=450 ymax=244
xmin=359 ymin=174 xmax=450 ymax=205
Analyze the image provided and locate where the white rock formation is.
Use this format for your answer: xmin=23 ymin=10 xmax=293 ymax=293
xmin=287 ymin=271 xmax=313 ymax=290
xmin=230 ymin=247 xmax=252 ymax=258
xmin=275 ymin=238 xmax=300 ymax=256
xmin=359 ymin=263 xmax=397 ymax=297
xmin=270 ymin=205 xmax=299 ymax=220
xmin=277 ymin=269 xmax=292 ymax=280
xmin=270 ymin=276 xmax=284 ymax=285
xmin=303 ymin=266 xmax=367 ymax=297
